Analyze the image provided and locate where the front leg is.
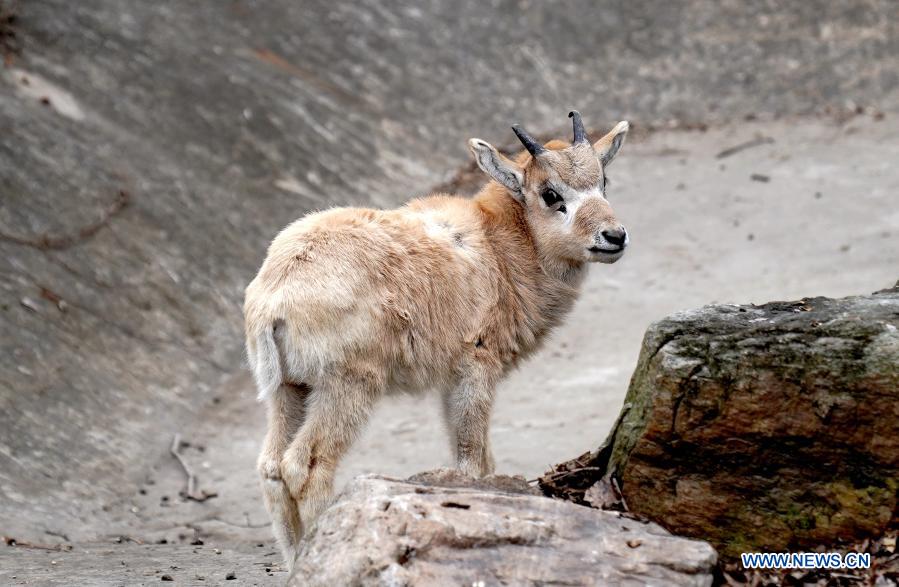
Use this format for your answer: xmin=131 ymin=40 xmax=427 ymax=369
xmin=443 ymin=363 xmax=497 ymax=477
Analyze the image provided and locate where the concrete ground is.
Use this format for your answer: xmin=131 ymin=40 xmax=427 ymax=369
xmin=2 ymin=1 xmax=897 ymax=583
xmin=3 ymin=113 xmax=895 ymax=585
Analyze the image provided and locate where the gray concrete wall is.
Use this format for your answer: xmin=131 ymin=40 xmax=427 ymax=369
xmin=1 ymin=0 xmax=896 ymax=539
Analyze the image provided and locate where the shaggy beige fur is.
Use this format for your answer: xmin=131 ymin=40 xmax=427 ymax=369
xmin=244 ymin=116 xmax=629 ymax=568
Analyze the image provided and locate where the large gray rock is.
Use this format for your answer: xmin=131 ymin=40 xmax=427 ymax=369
xmin=288 ymin=470 xmax=717 ymax=587
xmin=543 ymin=286 xmax=899 ymax=560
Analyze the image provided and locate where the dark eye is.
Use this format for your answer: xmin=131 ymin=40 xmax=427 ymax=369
xmin=541 ymin=188 xmax=566 ymax=213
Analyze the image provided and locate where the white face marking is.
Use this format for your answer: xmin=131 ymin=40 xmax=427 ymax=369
xmin=541 ymin=175 xmax=607 ymax=233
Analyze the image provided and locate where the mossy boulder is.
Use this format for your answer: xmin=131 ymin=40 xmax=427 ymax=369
xmin=596 ymin=286 xmax=899 ymax=559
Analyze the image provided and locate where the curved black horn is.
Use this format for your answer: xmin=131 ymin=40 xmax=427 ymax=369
xmin=511 ymin=124 xmax=546 ymax=156
xmin=569 ymin=110 xmax=587 ymax=144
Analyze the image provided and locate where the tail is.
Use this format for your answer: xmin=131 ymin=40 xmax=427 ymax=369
xmin=250 ymin=320 xmax=285 ymax=402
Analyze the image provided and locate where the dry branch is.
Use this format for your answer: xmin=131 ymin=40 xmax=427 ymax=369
xmin=0 ymin=190 xmax=129 ymax=251
xmin=3 ymin=536 xmax=72 ymax=552
xmin=169 ymin=434 xmax=217 ymax=502
xmin=715 ymin=136 xmax=774 ymax=159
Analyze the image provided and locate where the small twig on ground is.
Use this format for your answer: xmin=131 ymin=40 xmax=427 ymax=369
xmin=114 ymin=535 xmax=144 ymax=545
xmin=170 ymin=434 xmax=218 ymax=502
xmin=530 ymin=466 xmax=603 ymax=483
xmin=715 ymin=136 xmax=774 ymax=159
xmin=170 ymin=433 xmax=197 ymax=498
xmin=4 ymin=536 xmax=73 ymax=552
xmin=0 ymin=189 xmax=129 ymax=251
xmin=43 ymin=530 xmax=70 ymax=542
xmin=611 ymin=476 xmax=628 ymax=511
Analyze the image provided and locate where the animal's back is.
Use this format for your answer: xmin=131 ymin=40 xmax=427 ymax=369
xmin=244 ymin=198 xmax=500 ymax=394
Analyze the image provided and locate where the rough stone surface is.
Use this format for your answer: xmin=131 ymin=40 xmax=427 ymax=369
xmin=288 ymin=470 xmax=717 ymax=587
xmin=602 ymin=287 xmax=899 ymax=559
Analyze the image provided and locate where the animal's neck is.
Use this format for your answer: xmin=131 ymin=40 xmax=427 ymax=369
xmin=473 ymin=182 xmax=585 ymax=331
xmin=474 ymin=182 xmax=586 ymax=283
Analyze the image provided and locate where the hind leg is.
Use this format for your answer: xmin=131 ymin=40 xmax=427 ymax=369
xmin=280 ymin=366 xmax=379 ymax=536
xmin=257 ymin=382 xmax=309 ymax=570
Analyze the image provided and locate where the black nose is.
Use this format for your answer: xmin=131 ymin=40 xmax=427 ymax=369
xmin=602 ymin=228 xmax=627 ymax=247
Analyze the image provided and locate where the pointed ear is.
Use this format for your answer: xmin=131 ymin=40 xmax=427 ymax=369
xmin=594 ymin=121 xmax=629 ymax=167
xmin=468 ymin=138 xmax=524 ymax=200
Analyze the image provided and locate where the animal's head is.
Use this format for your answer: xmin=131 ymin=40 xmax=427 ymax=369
xmin=469 ymin=111 xmax=629 ymax=266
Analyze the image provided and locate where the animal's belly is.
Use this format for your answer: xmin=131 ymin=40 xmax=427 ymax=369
xmin=385 ymin=359 xmax=456 ymax=396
